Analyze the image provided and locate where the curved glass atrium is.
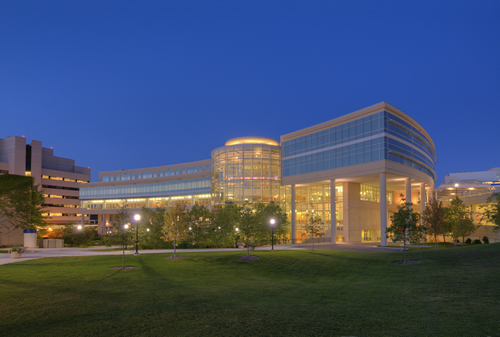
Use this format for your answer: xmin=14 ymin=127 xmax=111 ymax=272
xmin=211 ymin=137 xmax=281 ymax=206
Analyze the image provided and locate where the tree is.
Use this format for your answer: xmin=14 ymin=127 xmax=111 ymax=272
xmin=448 ymin=197 xmax=479 ymax=246
xmin=422 ymin=198 xmax=447 ymax=250
xmin=140 ymin=207 xmax=168 ymax=249
xmin=386 ymin=197 xmax=425 ymax=263
xmin=239 ymin=202 xmax=262 ymax=257
xmin=479 ymin=192 xmax=500 ymax=232
xmin=110 ymin=202 xmax=134 ymax=269
xmin=0 ymin=174 xmax=48 ymax=232
xmin=253 ymin=202 xmax=289 ymax=246
xmin=163 ymin=202 xmax=188 ymax=258
xmin=212 ymin=203 xmax=242 ymax=247
xmin=186 ymin=204 xmax=213 ymax=245
xmin=305 ymin=210 xmax=323 ymax=252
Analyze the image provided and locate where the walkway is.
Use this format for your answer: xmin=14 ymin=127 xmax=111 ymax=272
xmin=0 ymin=242 xmax=397 ymax=266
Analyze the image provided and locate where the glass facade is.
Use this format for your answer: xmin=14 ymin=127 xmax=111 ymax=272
xmin=281 ymin=183 xmax=343 ymax=243
xmin=80 ymin=177 xmax=211 ymax=199
xmin=211 ymin=145 xmax=281 ymax=206
xmin=282 ymin=111 xmax=436 ymax=180
xmin=360 ymin=184 xmax=393 ymax=204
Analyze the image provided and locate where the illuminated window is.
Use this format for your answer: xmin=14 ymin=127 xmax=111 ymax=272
xmin=42 ymin=175 xmax=49 ymax=179
xmin=25 ymin=171 xmax=31 ymax=176
xmin=50 ymin=176 xmax=63 ymax=181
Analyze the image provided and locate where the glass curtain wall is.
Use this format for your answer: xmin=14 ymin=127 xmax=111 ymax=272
xmin=211 ymin=145 xmax=281 ymax=206
xmin=280 ymin=183 xmax=343 ymax=243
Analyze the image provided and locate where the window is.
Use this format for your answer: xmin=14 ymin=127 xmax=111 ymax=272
xmin=182 ymin=168 xmax=186 ymax=174
xmin=143 ymin=172 xmax=152 ymax=179
xmin=154 ymin=172 xmax=157 ymax=178
xmin=187 ymin=166 xmax=198 ymax=174
xmin=102 ymin=176 xmax=109 ymax=182
xmin=165 ymin=170 xmax=175 ymax=176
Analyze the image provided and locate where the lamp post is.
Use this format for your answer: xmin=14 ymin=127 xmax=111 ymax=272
xmin=134 ymin=214 xmax=141 ymax=256
xmin=270 ymin=218 xmax=276 ymax=251
xmin=455 ymin=183 xmax=459 ymax=198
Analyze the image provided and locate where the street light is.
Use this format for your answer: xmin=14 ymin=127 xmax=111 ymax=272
xmin=455 ymin=183 xmax=459 ymax=198
xmin=134 ymin=214 xmax=141 ymax=256
xmin=269 ymin=218 xmax=277 ymax=251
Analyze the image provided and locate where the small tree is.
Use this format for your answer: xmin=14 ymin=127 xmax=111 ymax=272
xmin=163 ymin=202 xmax=188 ymax=258
xmin=448 ymin=197 xmax=479 ymax=246
xmin=387 ymin=197 xmax=425 ymax=263
xmin=423 ymin=198 xmax=447 ymax=250
xmin=305 ymin=210 xmax=323 ymax=252
xmin=110 ymin=203 xmax=134 ymax=269
xmin=479 ymin=192 xmax=500 ymax=232
xmin=239 ymin=203 xmax=263 ymax=257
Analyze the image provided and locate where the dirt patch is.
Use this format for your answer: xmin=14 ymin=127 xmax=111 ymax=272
xmin=239 ymin=255 xmax=259 ymax=261
xmin=109 ymin=266 xmax=139 ymax=270
xmin=394 ymin=260 xmax=420 ymax=265
xmin=165 ymin=256 xmax=185 ymax=259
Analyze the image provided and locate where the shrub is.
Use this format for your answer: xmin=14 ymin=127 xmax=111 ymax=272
xmin=465 ymin=238 xmax=472 ymax=244
xmin=482 ymin=236 xmax=489 ymax=244
xmin=473 ymin=239 xmax=482 ymax=244
xmin=61 ymin=225 xmax=98 ymax=247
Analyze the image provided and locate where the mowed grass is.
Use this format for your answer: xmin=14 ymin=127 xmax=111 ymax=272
xmin=1 ymin=245 xmax=499 ymax=337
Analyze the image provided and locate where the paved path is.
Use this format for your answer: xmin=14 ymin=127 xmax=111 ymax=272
xmin=0 ymin=242 xmax=398 ymax=266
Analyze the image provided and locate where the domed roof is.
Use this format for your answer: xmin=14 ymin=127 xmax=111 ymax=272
xmin=224 ymin=137 xmax=279 ymax=146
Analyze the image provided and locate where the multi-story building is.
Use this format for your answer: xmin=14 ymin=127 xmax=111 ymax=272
xmin=80 ymin=159 xmax=211 ymax=234
xmin=0 ymin=136 xmax=90 ymax=233
xmin=80 ymin=102 xmax=438 ymax=245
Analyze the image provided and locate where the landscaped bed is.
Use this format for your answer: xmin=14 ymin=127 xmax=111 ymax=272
xmin=1 ymin=244 xmax=498 ymax=336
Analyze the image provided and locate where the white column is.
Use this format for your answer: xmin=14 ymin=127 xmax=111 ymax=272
xmin=420 ymin=183 xmax=426 ymax=214
xmin=420 ymin=183 xmax=426 ymax=242
xmin=405 ymin=178 xmax=412 ymax=206
xmin=330 ymin=179 xmax=336 ymax=244
xmin=291 ymin=184 xmax=296 ymax=244
xmin=380 ymin=173 xmax=387 ymax=246
xmin=81 ymin=214 xmax=85 ymax=228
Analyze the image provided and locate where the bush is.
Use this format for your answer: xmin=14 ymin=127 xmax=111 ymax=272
xmin=482 ymin=236 xmax=489 ymax=244
xmin=465 ymin=238 xmax=472 ymax=244
xmin=61 ymin=225 xmax=98 ymax=247
xmin=473 ymin=239 xmax=482 ymax=244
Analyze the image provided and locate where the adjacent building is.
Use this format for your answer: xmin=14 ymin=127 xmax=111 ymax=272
xmin=0 ymin=136 xmax=90 ymax=244
xmin=436 ymin=168 xmax=500 ymax=243
xmin=80 ymin=102 xmax=438 ymax=245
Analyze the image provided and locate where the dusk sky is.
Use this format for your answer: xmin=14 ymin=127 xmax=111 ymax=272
xmin=2 ymin=1 xmax=499 ymax=185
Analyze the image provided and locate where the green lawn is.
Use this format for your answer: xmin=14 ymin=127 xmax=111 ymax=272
xmin=1 ymin=244 xmax=499 ymax=336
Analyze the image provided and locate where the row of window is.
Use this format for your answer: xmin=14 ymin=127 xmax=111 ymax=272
xmin=81 ymin=194 xmax=212 ymax=210
xmin=44 ymin=194 xmax=79 ymax=199
xmin=42 ymin=175 xmax=88 ymax=183
xmin=43 ymin=204 xmax=80 ymax=208
xmin=101 ymin=165 xmax=210 ymax=182
xmin=80 ymin=177 xmax=212 ymax=199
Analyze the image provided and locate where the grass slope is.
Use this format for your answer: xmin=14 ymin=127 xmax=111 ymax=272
xmin=1 ymin=244 xmax=499 ymax=336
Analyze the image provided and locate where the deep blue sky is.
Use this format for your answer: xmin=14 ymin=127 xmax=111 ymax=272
xmin=1 ymin=1 xmax=499 ymax=185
